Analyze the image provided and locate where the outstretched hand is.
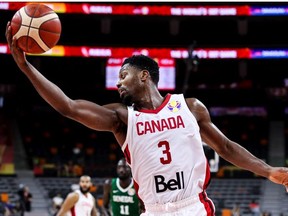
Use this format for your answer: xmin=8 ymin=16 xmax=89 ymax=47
xmin=268 ymin=167 xmax=288 ymax=192
xmin=5 ymin=21 xmax=26 ymax=66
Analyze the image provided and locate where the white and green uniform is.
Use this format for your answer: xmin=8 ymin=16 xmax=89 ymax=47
xmin=110 ymin=178 xmax=140 ymax=216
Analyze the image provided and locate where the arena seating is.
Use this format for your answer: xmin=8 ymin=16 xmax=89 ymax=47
xmin=207 ymin=178 xmax=264 ymax=215
xmin=17 ymin=109 xmax=122 ymax=178
xmin=0 ymin=177 xmax=20 ymax=204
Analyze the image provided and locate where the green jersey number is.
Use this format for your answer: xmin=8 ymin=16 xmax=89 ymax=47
xmin=120 ymin=205 xmax=129 ymax=215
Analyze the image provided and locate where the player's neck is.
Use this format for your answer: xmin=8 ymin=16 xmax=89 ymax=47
xmin=119 ymin=178 xmax=132 ymax=188
xmin=134 ymin=88 xmax=164 ymax=111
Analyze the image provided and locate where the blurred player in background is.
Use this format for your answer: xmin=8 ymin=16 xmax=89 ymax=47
xmin=51 ymin=193 xmax=64 ymax=216
xmin=102 ymin=158 xmax=144 ymax=216
xmin=6 ymin=22 xmax=288 ymax=216
xmin=56 ymin=175 xmax=97 ymax=216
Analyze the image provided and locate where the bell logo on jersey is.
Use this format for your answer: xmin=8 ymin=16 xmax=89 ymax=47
xmin=154 ymin=171 xmax=184 ymax=193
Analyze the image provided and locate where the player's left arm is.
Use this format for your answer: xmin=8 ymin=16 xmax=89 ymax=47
xmin=91 ymin=197 xmax=98 ymax=216
xmin=56 ymin=192 xmax=79 ymax=216
xmin=186 ymin=97 xmax=288 ymax=190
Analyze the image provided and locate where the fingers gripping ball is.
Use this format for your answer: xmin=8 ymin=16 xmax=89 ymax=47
xmin=10 ymin=3 xmax=61 ymax=54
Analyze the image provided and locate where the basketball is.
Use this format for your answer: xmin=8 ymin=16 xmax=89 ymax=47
xmin=10 ymin=3 xmax=61 ymax=54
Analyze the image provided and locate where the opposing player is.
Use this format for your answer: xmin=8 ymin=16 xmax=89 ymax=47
xmin=56 ymin=175 xmax=97 ymax=216
xmin=6 ymin=22 xmax=288 ymax=216
xmin=102 ymin=158 xmax=144 ymax=216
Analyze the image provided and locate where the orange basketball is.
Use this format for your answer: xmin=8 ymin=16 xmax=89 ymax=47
xmin=10 ymin=3 xmax=61 ymax=54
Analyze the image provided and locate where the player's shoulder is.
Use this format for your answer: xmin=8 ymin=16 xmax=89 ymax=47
xmin=171 ymin=94 xmax=201 ymax=104
xmin=183 ymin=97 xmax=212 ymax=125
xmin=66 ymin=191 xmax=80 ymax=201
xmin=104 ymin=103 xmax=128 ymax=121
xmin=184 ymin=97 xmax=206 ymax=108
xmin=87 ymin=192 xmax=94 ymax=198
xmin=168 ymin=93 xmax=204 ymax=110
xmin=184 ymin=97 xmax=210 ymax=120
xmin=103 ymin=103 xmax=127 ymax=110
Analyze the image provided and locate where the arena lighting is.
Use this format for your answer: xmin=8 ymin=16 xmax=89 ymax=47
xmin=2 ymin=43 xmax=288 ymax=59
xmin=2 ymin=2 xmax=288 ymax=16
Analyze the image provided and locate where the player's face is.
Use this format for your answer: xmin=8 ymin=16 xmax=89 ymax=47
xmin=79 ymin=176 xmax=92 ymax=194
xmin=117 ymin=159 xmax=131 ymax=180
xmin=117 ymin=64 xmax=142 ymax=106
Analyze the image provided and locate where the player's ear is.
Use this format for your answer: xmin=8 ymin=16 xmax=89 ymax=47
xmin=140 ymin=70 xmax=150 ymax=81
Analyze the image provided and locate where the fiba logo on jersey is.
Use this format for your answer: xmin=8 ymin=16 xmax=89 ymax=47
xmin=127 ymin=188 xmax=136 ymax=196
xmin=167 ymin=100 xmax=181 ymax=113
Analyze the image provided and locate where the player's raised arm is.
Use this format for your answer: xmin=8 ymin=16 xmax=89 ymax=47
xmin=187 ymin=97 xmax=288 ymax=189
xmin=5 ymin=22 xmax=124 ymax=133
xmin=188 ymin=97 xmax=272 ymax=175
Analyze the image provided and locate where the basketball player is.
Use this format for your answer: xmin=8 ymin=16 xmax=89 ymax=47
xmin=56 ymin=175 xmax=97 ymax=216
xmin=6 ymin=23 xmax=288 ymax=216
xmin=102 ymin=158 xmax=144 ymax=216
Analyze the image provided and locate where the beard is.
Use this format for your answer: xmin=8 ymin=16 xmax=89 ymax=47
xmin=80 ymin=186 xmax=90 ymax=194
xmin=118 ymin=171 xmax=131 ymax=181
xmin=118 ymin=175 xmax=129 ymax=181
xmin=122 ymin=94 xmax=133 ymax=106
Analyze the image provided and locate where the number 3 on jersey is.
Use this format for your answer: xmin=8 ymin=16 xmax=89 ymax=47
xmin=158 ymin=141 xmax=172 ymax=164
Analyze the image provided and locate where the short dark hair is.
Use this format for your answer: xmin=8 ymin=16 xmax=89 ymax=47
xmin=122 ymin=55 xmax=160 ymax=85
